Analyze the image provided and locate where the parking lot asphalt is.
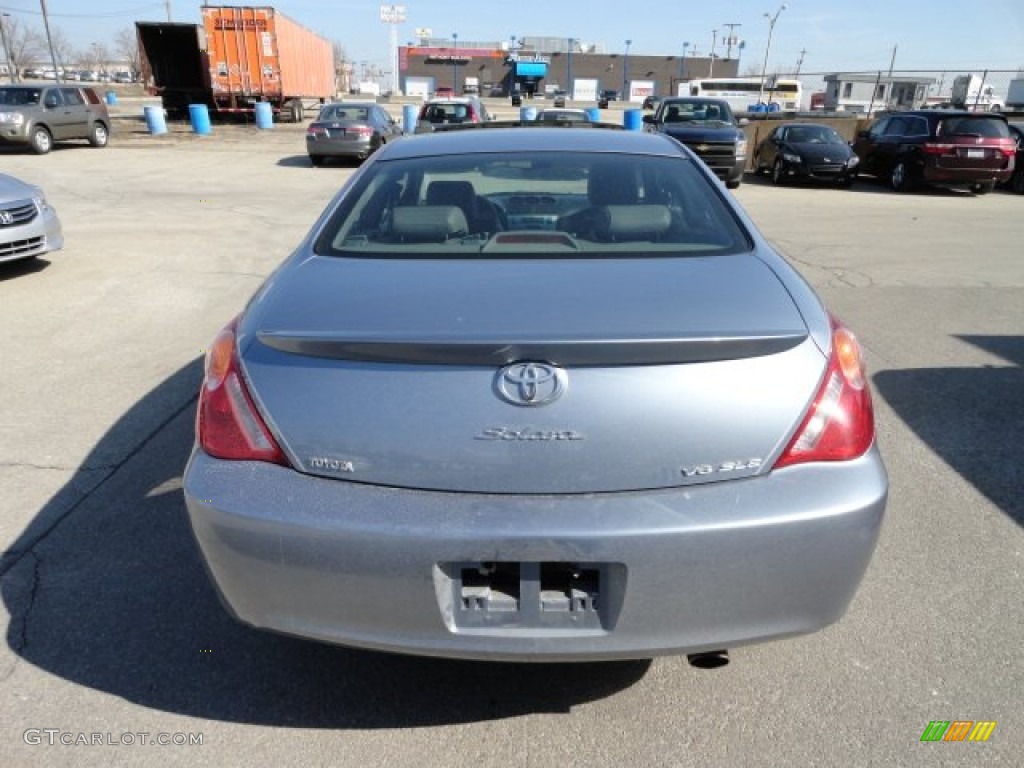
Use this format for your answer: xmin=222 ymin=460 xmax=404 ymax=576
xmin=1 ymin=118 xmax=1021 ymax=767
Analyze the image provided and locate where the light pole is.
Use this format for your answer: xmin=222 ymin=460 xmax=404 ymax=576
xmin=710 ymin=29 xmax=717 ymax=77
xmin=452 ymin=32 xmax=458 ymax=90
xmin=679 ymin=41 xmax=689 ymax=79
xmin=0 ymin=13 xmax=16 ymax=83
xmin=759 ymin=4 xmax=786 ymax=105
xmin=622 ymin=39 xmax=631 ymax=96
xmin=567 ymin=38 xmax=575 ymax=96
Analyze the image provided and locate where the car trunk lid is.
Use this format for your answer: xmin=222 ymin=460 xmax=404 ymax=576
xmin=240 ymin=254 xmax=825 ymax=494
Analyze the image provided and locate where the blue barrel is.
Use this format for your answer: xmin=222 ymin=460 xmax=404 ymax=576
xmin=585 ymin=106 xmax=600 ymax=122
xmin=749 ymin=103 xmax=767 ymax=114
xmin=624 ymin=108 xmax=643 ymax=130
xmin=143 ymin=105 xmax=167 ymax=135
xmin=402 ymin=104 xmax=418 ymax=134
xmin=520 ymin=106 xmax=538 ymax=121
xmin=189 ymin=103 xmax=212 ymax=135
xmin=104 ymin=91 xmax=117 ymax=105
xmin=254 ymin=101 xmax=273 ymax=129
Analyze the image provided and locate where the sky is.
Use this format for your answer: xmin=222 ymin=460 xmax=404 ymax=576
xmin=2 ymin=0 xmax=1023 ymax=76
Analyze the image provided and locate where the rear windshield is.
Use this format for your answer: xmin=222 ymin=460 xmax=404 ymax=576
xmin=938 ymin=116 xmax=1010 ymax=138
xmin=319 ymin=105 xmax=370 ymax=121
xmin=314 ymin=150 xmax=751 ymax=257
xmin=420 ymin=102 xmax=472 ymax=123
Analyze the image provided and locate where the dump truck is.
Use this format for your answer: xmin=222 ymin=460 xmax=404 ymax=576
xmin=137 ymin=5 xmax=335 ymax=121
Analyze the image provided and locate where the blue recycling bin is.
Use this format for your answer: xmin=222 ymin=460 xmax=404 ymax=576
xmin=189 ymin=103 xmax=211 ymax=135
xmin=402 ymin=104 xmax=418 ymax=134
xmin=585 ymin=106 xmax=600 ymax=122
xmin=520 ymin=106 xmax=538 ymax=121
xmin=143 ymin=105 xmax=167 ymax=135
xmin=254 ymin=101 xmax=273 ymax=129
xmin=624 ymin=109 xmax=643 ymax=130
xmin=104 ymin=91 xmax=117 ymax=105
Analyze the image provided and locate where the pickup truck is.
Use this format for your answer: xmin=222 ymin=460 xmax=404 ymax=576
xmin=643 ymin=97 xmax=748 ymax=188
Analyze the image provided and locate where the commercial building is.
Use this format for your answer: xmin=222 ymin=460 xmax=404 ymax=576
xmin=399 ymin=37 xmax=739 ymax=101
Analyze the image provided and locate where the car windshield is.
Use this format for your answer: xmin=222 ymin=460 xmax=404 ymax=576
xmin=661 ymin=100 xmax=733 ymax=125
xmin=786 ymin=126 xmax=845 ymax=144
xmin=0 ymin=87 xmax=42 ymax=106
xmin=314 ymin=150 xmax=750 ymax=257
xmin=320 ymin=106 xmax=370 ymax=121
xmin=938 ymin=116 xmax=1010 ymax=138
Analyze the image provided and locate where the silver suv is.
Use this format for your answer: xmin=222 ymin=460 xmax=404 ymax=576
xmin=0 ymin=85 xmax=111 ymax=155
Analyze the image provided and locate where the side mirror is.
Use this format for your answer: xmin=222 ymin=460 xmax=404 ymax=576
xmin=642 ymin=114 xmax=656 ymax=125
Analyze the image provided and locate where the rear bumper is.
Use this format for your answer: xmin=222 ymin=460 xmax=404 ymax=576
xmin=184 ymin=446 xmax=887 ymax=661
xmin=923 ymin=162 xmax=1013 ymax=185
xmin=305 ymin=137 xmax=374 ymax=158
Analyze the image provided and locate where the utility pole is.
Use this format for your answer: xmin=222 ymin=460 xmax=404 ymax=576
xmin=795 ymin=48 xmax=806 ymax=76
xmin=39 ymin=0 xmax=62 ymax=83
xmin=722 ymin=23 xmax=741 ymax=59
xmin=885 ymin=44 xmax=897 ymax=107
xmin=709 ymin=29 xmax=717 ymax=77
xmin=166 ymin=0 xmax=172 ymax=22
xmin=0 ymin=14 xmax=16 ymax=83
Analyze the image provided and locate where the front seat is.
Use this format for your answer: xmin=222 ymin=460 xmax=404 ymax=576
xmin=425 ymin=180 xmax=502 ymax=235
xmin=558 ymin=162 xmax=641 ymax=239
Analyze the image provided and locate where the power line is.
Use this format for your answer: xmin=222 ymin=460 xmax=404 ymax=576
xmin=0 ymin=3 xmax=165 ymax=19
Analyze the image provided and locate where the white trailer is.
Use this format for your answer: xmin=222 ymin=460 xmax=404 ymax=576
xmin=951 ymin=74 xmax=1003 ymax=111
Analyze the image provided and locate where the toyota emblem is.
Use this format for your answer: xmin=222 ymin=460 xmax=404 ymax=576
xmin=495 ymin=362 xmax=567 ymax=406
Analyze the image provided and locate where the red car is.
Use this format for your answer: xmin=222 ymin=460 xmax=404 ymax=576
xmin=852 ymin=110 xmax=1015 ymax=194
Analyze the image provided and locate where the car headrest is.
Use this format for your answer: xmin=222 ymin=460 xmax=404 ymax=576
xmin=588 ymin=163 xmax=640 ymax=205
xmin=594 ymin=205 xmax=672 ymax=241
xmin=425 ymin=180 xmax=477 ymax=211
xmin=390 ymin=206 xmax=469 ymax=242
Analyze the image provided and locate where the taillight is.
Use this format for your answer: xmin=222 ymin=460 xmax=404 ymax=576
xmin=922 ymin=142 xmax=956 ymax=156
xmin=306 ymin=125 xmax=328 ymax=139
xmin=774 ymin=317 xmax=875 ymax=469
xmin=197 ymin=320 xmax=288 ymax=465
xmin=349 ymin=125 xmax=373 ymax=137
xmin=998 ymin=138 xmax=1016 ymax=157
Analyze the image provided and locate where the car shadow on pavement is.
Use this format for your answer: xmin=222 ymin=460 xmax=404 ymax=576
xmin=276 ymin=154 xmax=318 ymax=168
xmin=0 ymin=258 xmax=50 ymax=281
xmin=2 ymin=359 xmax=650 ymax=727
xmin=873 ymin=335 xmax=1024 ymax=527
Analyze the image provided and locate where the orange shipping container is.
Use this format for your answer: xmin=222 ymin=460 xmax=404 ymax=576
xmin=202 ymin=6 xmax=334 ymax=117
xmin=137 ymin=6 xmax=334 ymax=119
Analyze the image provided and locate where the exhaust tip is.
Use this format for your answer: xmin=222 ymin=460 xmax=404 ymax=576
xmin=687 ymin=650 xmax=730 ymax=669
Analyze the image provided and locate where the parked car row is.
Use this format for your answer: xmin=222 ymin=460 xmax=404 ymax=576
xmin=19 ymin=68 xmax=135 ymax=84
xmin=752 ymin=110 xmax=1019 ymax=195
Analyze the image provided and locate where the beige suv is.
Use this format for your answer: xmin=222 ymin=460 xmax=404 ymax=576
xmin=0 ymin=84 xmax=111 ymax=155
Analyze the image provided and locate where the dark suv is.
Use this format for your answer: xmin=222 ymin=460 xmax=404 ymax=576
xmin=851 ymin=110 xmax=1015 ymax=194
xmin=642 ymin=97 xmax=748 ymax=188
xmin=0 ymin=84 xmax=111 ymax=155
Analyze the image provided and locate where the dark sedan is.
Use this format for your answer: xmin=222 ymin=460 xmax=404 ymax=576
xmin=754 ymin=123 xmax=860 ymax=187
xmin=184 ymin=127 xmax=887 ymax=663
xmin=305 ymin=102 xmax=402 ymax=166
